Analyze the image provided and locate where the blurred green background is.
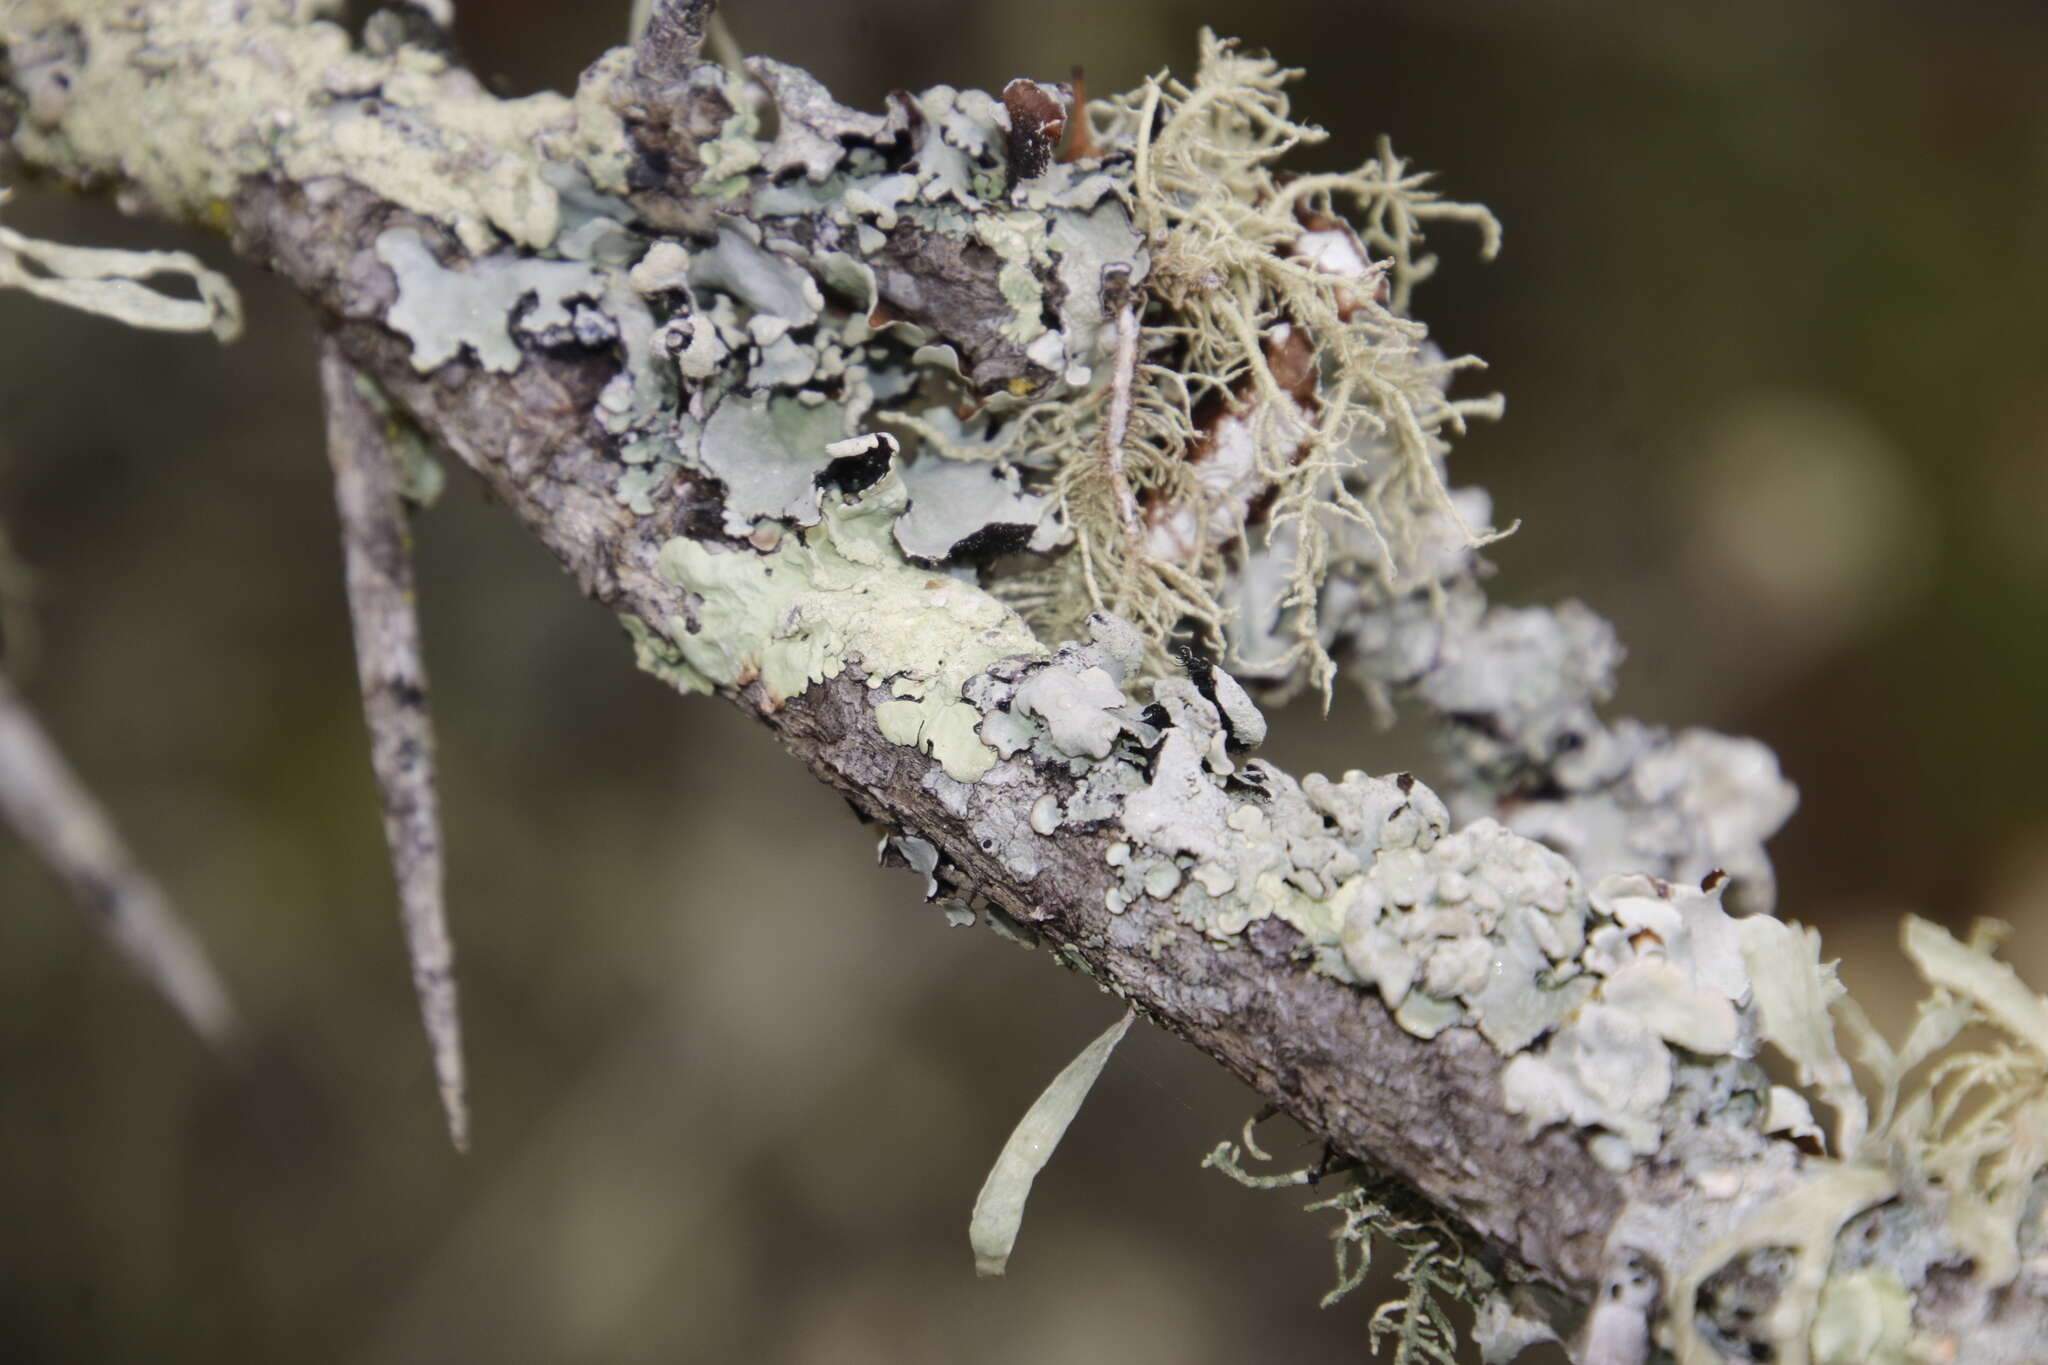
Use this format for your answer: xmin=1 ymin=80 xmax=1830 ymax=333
xmin=3 ymin=1 xmax=2046 ymax=1361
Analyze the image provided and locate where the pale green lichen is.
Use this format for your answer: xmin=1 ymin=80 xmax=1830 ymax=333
xmin=530 ymin=37 xmax=2044 ymax=1365
xmin=1740 ymin=914 xmax=1864 ymax=1152
xmin=581 ymin=28 xmax=1503 ymax=701
xmin=1013 ymin=622 xmax=2038 ymax=1357
xmin=1668 ymin=1165 xmax=1897 ymax=1365
xmin=1639 ymin=914 xmax=2048 ymax=1363
xmin=687 ymin=223 xmax=824 ymax=326
xmin=23 ymin=11 xmax=2036 ymax=1353
xmin=6 ymin=1 xmax=575 ymax=253
xmin=561 ymin=47 xmax=635 ymax=197
xmin=691 ymin=66 xmax=767 ymax=198
xmin=743 ymin=56 xmax=899 ymax=184
xmin=884 ymin=833 xmax=941 ymax=900
xmin=1009 ymin=665 xmax=1127 ymax=761
xmin=0 ymin=189 xmax=241 ymax=339
xmin=982 ymin=641 xmax=1797 ymax=1191
xmin=693 ymin=392 xmax=851 ymax=534
xmin=1809 ymin=1268 xmax=1914 ymax=1365
xmin=969 ymin=1009 xmax=1132 ymax=1276
xmin=648 ymin=465 xmax=1041 ymax=781
xmin=894 ymin=456 xmax=1063 ymax=563
xmin=620 ymin=613 xmax=712 ymax=695
xmin=972 ymin=212 xmax=1050 ymax=346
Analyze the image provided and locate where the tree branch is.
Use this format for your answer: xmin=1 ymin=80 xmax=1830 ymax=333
xmin=5 ymin=5 xmax=2043 ymax=1360
xmin=0 ymin=666 xmax=235 ymax=1042
xmin=319 ymin=339 xmax=468 ymax=1153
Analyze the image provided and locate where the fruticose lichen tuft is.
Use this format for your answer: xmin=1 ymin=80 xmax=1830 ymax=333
xmin=1206 ymin=1121 xmax=1518 ymax=1365
xmin=1014 ymin=32 xmax=1507 ymax=699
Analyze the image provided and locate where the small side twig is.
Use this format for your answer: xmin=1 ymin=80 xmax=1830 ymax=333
xmin=1059 ymin=66 xmax=1099 ymax=163
xmin=630 ymin=0 xmax=716 ymax=89
xmin=318 ymin=340 xmax=467 ymax=1152
xmin=0 ymin=666 xmax=234 ymax=1041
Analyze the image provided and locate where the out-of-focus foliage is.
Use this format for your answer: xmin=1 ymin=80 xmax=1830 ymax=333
xmin=1 ymin=2 xmax=2043 ymax=1361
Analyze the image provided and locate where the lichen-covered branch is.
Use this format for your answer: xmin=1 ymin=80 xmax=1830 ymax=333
xmin=5 ymin=4 xmax=2045 ymax=1361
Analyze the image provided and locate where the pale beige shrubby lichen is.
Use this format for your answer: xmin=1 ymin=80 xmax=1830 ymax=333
xmin=999 ymin=33 xmax=1509 ymax=696
xmin=1205 ymin=1118 xmax=1527 ymax=1365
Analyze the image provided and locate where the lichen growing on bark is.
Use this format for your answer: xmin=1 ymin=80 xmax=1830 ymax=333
xmin=1017 ymin=32 xmax=1507 ymax=697
xmin=549 ymin=28 xmax=1506 ymax=702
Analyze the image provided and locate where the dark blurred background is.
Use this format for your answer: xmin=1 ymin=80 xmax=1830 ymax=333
xmin=2 ymin=1 xmax=2045 ymax=1361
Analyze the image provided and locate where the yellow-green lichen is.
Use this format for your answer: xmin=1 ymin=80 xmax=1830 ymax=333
xmin=648 ymin=467 xmax=1041 ymax=781
xmin=562 ymin=47 xmax=636 ymax=197
xmin=1810 ymin=1269 xmax=1914 ymax=1365
xmin=621 ymin=613 xmax=712 ymax=695
xmin=692 ymin=69 xmax=766 ymax=198
xmin=5 ymin=1 xmax=570 ymax=253
xmin=1666 ymin=1165 xmax=1896 ymax=1365
xmin=970 ymin=1010 xmax=1133 ymax=1276
xmin=972 ymin=212 xmax=1051 ymax=347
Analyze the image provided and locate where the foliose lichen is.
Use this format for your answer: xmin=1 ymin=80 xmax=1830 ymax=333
xmin=446 ymin=25 xmax=1508 ymax=704
xmin=647 ymin=462 xmax=1040 ymax=782
xmin=6 ymin=0 xmax=582 ymax=253
xmin=378 ymin=226 xmax=608 ymax=373
xmin=26 ymin=8 xmax=1508 ymax=712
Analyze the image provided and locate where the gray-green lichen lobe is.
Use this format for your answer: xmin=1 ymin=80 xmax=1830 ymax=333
xmin=377 ymin=227 xmax=606 ymax=372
